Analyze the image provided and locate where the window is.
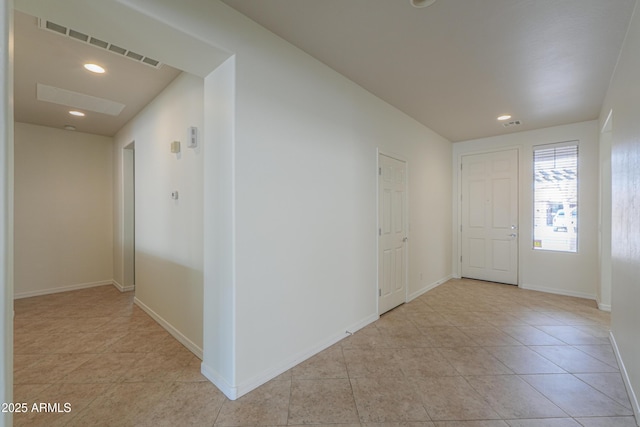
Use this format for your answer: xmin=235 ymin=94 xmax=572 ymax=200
xmin=533 ymin=142 xmax=578 ymax=252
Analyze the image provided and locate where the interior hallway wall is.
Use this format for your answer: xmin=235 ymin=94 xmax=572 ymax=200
xmin=138 ymin=0 xmax=453 ymax=396
xmin=113 ymin=72 xmax=205 ymax=355
xmin=600 ymin=0 xmax=640 ymax=421
xmin=0 ymin=0 xmax=13 ymax=424
xmin=13 ymin=0 xmax=453 ymax=399
xmin=13 ymin=122 xmax=113 ymax=298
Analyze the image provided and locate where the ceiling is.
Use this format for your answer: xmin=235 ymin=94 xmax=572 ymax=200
xmin=13 ymin=1 xmax=637 ymax=142
xmin=13 ymin=10 xmax=181 ymax=137
xmin=222 ymin=0 xmax=636 ymax=142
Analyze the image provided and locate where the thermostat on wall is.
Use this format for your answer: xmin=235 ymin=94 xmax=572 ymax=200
xmin=188 ymin=126 xmax=198 ymax=148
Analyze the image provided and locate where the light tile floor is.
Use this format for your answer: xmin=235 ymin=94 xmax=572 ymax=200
xmin=12 ymin=279 xmax=638 ymax=427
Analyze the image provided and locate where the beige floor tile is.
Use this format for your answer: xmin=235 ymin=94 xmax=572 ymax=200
xmin=534 ymin=326 xmax=609 ymax=345
xmin=520 ymin=374 xmax=633 ymax=417
xmin=343 ymin=348 xmax=404 ymax=378
xmin=341 ymin=324 xmax=392 ymax=349
xmin=573 ymin=344 xmax=620 ymax=368
xmin=411 ymin=376 xmax=501 ymax=421
xmin=575 ymin=373 xmax=633 ymax=409
xmin=484 ymin=346 xmax=566 ymax=374
xmin=61 ymin=352 xmax=140 ymax=383
xmin=134 ymin=381 xmax=226 ymax=427
xmin=214 ymin=379 xmax=291 ymax=426
xmin=475 ymin=312 xmax=525 ymax=327
xmin=120 ymin=351 xmax=194 ymax=383
xmin=363 ymin=423 xmax=435 ymax=427
xmin=573 ymin=416 xmax=639 ymax=426
xmin=106 ymin=330 xmax=187 ymax=354
xmin=432 ymin=421 xmax=510 ymax=427
xmin=379 ymin=324 xmax=436 ymax=348
xmin=351 ymin=377 xmax=430 ymax=423
xmin=65 ymin=382 xmax=173 ymax=427
xmin=457 ymin=326 xmax=522 ymax=346
xmin=13 ymin=382 xmax=111 ymax=427
xmin=529 ymin=346 xmax=620 ymax=373
xmin=13 ymin=281 xmax=638 ymax=427
xmin=175 ymin=355 xmax=209 ymax=382
xmin=292 ymin=345 xmax=348 ymax=379
xmin=436 ymin=347 xmax=512 ymax=375
xmin=409 ymin=312 xmax=454 ymax=327
xmin=504 ymin=419 xmax=580 ymax=426
xmin=421 ymin=326 xmax=477 ymax=348
xmin=464 ymin=375 xmax=567 ymax=419
xmin=14 ymin=353 xmax=95 ymax=384
xmin=288 ymin=378 xmax=360 ymax=425
xmin=498 ymin=325 xmax=566 ymax=346
xmin=438 ymin=311 xmax=489 ymax=327
xmin=394 ymin=347 xmax=458 ymax=377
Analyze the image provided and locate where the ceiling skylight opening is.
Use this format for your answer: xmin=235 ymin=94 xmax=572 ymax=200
xmin=84 ymin=63 xmax=105 ymax=74
xmin=69 ymin=110 xmax=85 ymax=117
xmin=497 ymin=115 xmax=512 ymax=121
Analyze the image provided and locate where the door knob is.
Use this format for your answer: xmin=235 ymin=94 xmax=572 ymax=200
xmin=508 ymin=233 xmax=517 ymax=238
xmin=402 ymin=237 xmax=408 ymax=242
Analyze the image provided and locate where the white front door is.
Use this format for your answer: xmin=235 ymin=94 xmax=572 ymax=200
xmin=461 ymin=149 xmax=518 ymax=285
xmin=378 ymin=154 xmax=408 ymax=314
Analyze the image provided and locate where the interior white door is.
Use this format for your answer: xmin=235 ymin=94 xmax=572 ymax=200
xmin=461 ymin=149 xmax=518 ymax=285
xmin=378 ymin=154 xmax=408 ymax=314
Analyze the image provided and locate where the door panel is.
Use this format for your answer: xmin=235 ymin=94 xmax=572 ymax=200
xmin=461 ymin=150 xmax=518 ymax=285
xmin=378 ymin=154 xmax=408 ymax=314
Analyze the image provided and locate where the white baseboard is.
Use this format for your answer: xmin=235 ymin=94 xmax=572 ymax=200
xmin=597 ymin=302 xmax=612 ymax=312
xmin=609 ymin=331 xmax=640 ymax=426
xmin=519 ymin=283 xmax=596 ymax=301
xmin=111 ymin=280 xmax=135 ymax=293
xmin=133 ymin=297 xmax=203 ymax=359
xmin=203 ymin=313 xmax=379 ymax=401
xmin=408 ymin=274 xmax=452 ymax=302
xmin=201 ymin=363 xmax=237 ymax=400
xmin=13 ymin=280 xmax=114 ymax=299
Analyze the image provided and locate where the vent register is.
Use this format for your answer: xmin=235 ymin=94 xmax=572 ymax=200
xmin=502 ymin=120 xmax=522 ymax=128
xmin=40 ymin=19 xmax=162 ymax=69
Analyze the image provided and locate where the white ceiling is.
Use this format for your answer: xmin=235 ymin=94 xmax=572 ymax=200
xmin=13 ymin=10 xmax=181 ymax=137
xmin=222 ymin=0 xmax=636 ymax=142
xmin=14 ymin=1 xmax=637 ymax=141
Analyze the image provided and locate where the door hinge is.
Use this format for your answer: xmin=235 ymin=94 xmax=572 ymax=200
xmin=460 ymin=163 xmax=463 ymax=170
xmin=460 ymin=225 xmax=463 ymax=232
xmin=379 ymin=288 xmax=382 ymax=297
xmin=460 ymin=255 xmax=462 ymax=262
xmin=379 ymin=228 xmax=381 ymax=236
xmin=378 ymin=167 xmax=382 ymax=175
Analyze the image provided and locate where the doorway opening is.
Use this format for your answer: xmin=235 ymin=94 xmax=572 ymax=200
xmin=123 ymin=141 xmax=135 ymax=291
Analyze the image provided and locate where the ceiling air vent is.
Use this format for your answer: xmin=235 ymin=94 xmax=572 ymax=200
xmin=38 ymin=19 xmax=163 ymax=70
xmin=502 ymin=120 xmax=522 ymax=128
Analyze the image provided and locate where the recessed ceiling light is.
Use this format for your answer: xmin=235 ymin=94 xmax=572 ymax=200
xmin=64 ymin=125 xmax=76 ymax=131
xmin=497 ymin=115 xmax=512 ymax=121
xmin=69 ymin=110 xmax=85 ymax=117
xmin=83 ymin=63 xmax=105 ymax=74
xmin=410 ymin=0 xmax=436 ymax=8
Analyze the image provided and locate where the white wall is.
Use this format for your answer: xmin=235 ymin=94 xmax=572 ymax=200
xmin=117 ymin=0 xmax=452 ymax=397
xmin=200 ymin=1 xmax=452 ymax=395
xmin=113 ymin=72 xmax=205 ymax=355
xmin=453 ymin=121 xmax=600 ymax=299
xmin=1 ymin=0 xmax=13 ymax=425
xmin=13 ymin=123 xmax=113 ymax=298
xmin=600 ymin=0 xmax=640 ymax=421
xmin=12 ymin=0 xmax=453 ymax=400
